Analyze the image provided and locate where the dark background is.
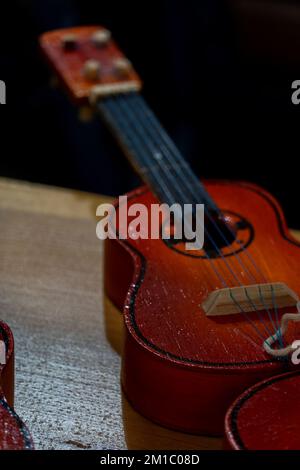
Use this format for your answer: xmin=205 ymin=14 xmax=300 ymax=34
xmin=1 ymin=0 xmax=300 ymax=227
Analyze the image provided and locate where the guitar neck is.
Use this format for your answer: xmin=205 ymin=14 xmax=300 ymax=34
xmin=97 ymin=92 xmax=217 ymax=210
xmin=39 ymin=26 xmax=217 ymax=210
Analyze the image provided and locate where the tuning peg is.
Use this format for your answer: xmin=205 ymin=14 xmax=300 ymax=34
xmin=114 ymin=58 xmax=132 ymax=78
xmin=92 ymin=29 xmax=111 ymax=48
xmin=61 ymin=33 xmax=77 ymax=50
xmin=83 ymin=60 xmax=101 ymax=81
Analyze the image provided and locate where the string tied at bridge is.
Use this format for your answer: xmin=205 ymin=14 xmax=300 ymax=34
xmin=263 ymin=301 xmax=300 ymax=357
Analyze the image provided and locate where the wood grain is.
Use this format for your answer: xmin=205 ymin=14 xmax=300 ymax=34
xmin=0 ymin=178 xmax=125 ymax=450
xmin=0 ymin=178 xmax=299 ymax=449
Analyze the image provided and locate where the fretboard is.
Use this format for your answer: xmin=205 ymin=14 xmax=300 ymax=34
xmin=97 ymin=92 xmax=217 ymax=210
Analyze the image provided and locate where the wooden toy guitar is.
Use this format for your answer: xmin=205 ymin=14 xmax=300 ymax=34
xmin=40 ymin=26 xmax=300 ymax=436
xmin=0 ymin=322 xmax=33 ymax=449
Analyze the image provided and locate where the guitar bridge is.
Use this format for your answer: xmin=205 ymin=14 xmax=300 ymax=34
xmin=202 ymin=282 xmax=299 ymax=316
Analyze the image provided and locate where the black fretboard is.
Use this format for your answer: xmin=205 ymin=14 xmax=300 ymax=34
xmin=97 ymin=92 xmax=217 ymax=210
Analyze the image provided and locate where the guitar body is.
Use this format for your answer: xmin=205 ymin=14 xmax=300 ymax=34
xmin=0 ymin=321 xmax=33 ymax=449
xmin=225 ymin=370 xmax=300 ymax=449
xmin=104 ymin=180 xmax=300 ymax=435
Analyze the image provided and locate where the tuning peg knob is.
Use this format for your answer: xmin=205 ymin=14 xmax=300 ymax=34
xmin=114 ymin=58 xmax=132 ymax=78
xmin=92 ymin=29 xmax=111 ymax=48
xmin=62 ymin=33 xmax=77 ymax=50
xmin=83 ymin=60 xmax=101 ymax=81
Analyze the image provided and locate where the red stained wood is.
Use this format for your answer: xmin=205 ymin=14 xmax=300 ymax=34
xmin=39 ymin=26 xmax=142 ymax=105
xmin=105 ymin=181 xmax=300 ymax=435
xmin=225 ymin=370 xmax=300 ymax=450
xmin=0 ymin=321 xmax=33 ymax=449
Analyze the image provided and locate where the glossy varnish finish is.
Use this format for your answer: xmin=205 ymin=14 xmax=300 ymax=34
xmin=225 ymin=370 xmax=300 ymax=450
xmin=104 ymin=181 xmax=300 ymax=435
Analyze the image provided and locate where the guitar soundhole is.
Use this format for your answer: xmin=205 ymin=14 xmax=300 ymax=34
xmin=163 ymin=210 xmax=254 ymax=259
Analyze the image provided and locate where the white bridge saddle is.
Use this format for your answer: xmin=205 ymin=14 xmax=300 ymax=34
xmin=202 ymin=282 xmax=298 ymax=316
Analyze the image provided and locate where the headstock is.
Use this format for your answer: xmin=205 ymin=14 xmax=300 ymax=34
xmin=40 ymin=26 xmax=142 ymax=105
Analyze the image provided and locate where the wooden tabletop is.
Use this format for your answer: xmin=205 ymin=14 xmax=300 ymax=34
xmin=0 ymin=178 xmax=299 ymax=450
